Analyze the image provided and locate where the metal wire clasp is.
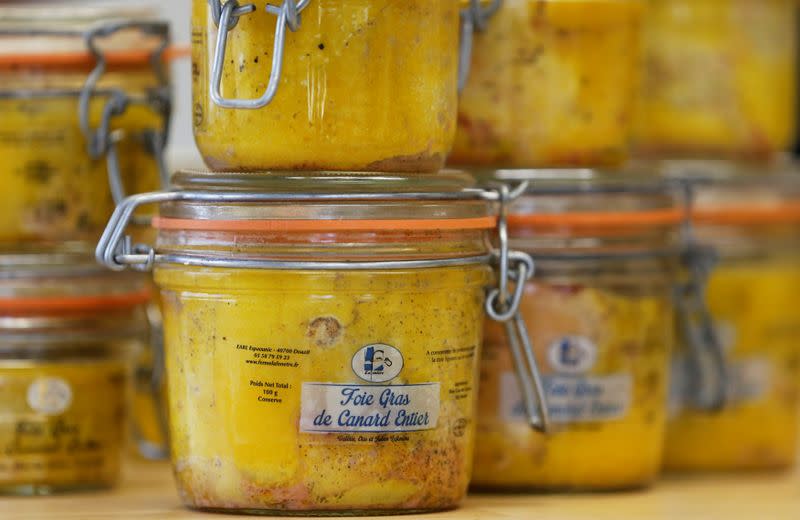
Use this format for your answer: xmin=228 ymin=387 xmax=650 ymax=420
xmin=458 ymin=0 xmax=502 ymax=91
xmin=78 ymin=21 xmax=172 ymax=205
xmin=483 ymin=182 xmax=550 ymax=433
xmin=208 ymin=0 xmax=312 ymax=109
xmin=675 ymin=180 xmax=728 ymax=411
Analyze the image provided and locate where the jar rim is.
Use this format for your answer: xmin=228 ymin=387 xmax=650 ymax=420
xmin=170 ymin=170 xmax=479 ymax=193
xmin=159 ymin=171 xmax=494 ymax=226
xmin=0 ymin=46 xmax=187 ymax=69
xmin=487 ymin=168 xmax=683 ymax=233
xmin=508 ymin=208 xmax=684 ymax=232
xmin=693 ymin=201 xmax=800 ymax=226
xmin=152 ymin=215 xmax=497 ymax=233
xmin=0 ymin=5 xmax=174 ymax=68
xmin=0 ymin=289 xmax=152 ymax=316
xmin=0 ymin=245 xmax=151 ymax=311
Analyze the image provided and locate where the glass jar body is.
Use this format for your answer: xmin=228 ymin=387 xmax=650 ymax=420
xmin=450 ymin=0 xmax=643 ymax=168
xmin=633 ymin=0 xmax=797 ymax=159
xmin=155 ymin=263 xmax=490 ymax=513
xmin=474 ymin=263 xmax=675 ymax=490
xmin=0 ymin=319 xmax=144 ymax=494
xmin=665 ymin=245 xmax=800 ymax=471
xmin=191 ymin=0 xmax=459 ymax=173
xmin=0 ymin=68 xmax=163 ymax=244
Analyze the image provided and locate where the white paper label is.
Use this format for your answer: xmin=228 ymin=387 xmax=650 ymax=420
xmin=500 ymin=372 xmax=631 ymax=423
xmin=300 ymin=383 xmax=440 ymax=433
xmin=669 ymin=355 xmax=772 ymax=415
xmin=732 ymin=358 xmax=771 ymax=402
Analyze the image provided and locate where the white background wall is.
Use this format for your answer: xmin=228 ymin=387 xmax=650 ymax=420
xmin=155 ymin=0 xmax=204 ymax=169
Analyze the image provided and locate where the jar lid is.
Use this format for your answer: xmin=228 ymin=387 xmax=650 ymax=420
xmin=495 ymin=169 xmax=683 ymax=231
xmin=488 ymin=169 xmax=683 ymax=259
xmin=156 ymin=171 xmax=497 ymax=233
xmin=693 ymin=178 xmax=800 ymax=228
xmin=653 ymin=160 xmax=800 ymax=226
xmin=0 ymin=4 xmax=174 ymax=69
xmin=0 ymin=245 xmax=150 ymax=316
xmin=97 ymin=171 xmax=508 ymax=272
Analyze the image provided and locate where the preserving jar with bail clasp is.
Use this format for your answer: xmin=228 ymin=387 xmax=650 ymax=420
xmin=96 ymin=171 xmax=544 ymax=514
xmin=666 ymin=168 xmax=800 ymax=472
xmin=0 ymin=246 xmax=149 ymax=494
xmin=0 ymin=5 xmax=173 ymax=243
xmin=192 ymin=0 xmax=464 ymax=173
xmin=450 ymin=0 xmax=644 ymax=168
xmin=473 ymin=170 xmax=683 ymax=490
xmin=633 ymin=0 xmax=797 ymax=159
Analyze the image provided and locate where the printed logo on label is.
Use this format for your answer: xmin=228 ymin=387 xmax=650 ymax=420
xmin=352 ymin=344 xmax=403 ymax=383
xmin=27 ymin=377 xmax=72 ymax=415
xmin=547 ymin=336 xmax=597 ymax=374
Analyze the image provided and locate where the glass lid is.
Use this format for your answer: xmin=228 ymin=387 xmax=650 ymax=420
xmin=478 ymin=168 xmax=684 ymax=259
xmin=158 ymin=170 xmax=495 ymax=228
xmin=0 ymin=244 xmax=150 ymax=313
xmin=0 ymin=3 xmax=164 ymax=65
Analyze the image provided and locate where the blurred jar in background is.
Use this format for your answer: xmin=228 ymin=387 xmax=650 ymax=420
xmin=474 ymin=171 xmax=681 ymax=490
xmin=0 ymin=5 xmax=171 ymax=244
xmin=634 ymin=0 xmax=798 ymax=160
xmin=450 ymin=0 xmax=643 ymax=168
xmin=666 ymin=166 xmax=800 ymax=472
xmin=0 ymin=247 xmax=149 ymax=494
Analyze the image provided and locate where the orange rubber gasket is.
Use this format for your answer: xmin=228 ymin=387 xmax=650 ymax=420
xmin=0 ymin=287 xmax=151 ymax=315
xmin=152 ymin=216 xmax=498 ymax=232
xmin=0 ymin=45 xmax=190 ymax=68
xmin=693 ymin=202 xmax=800 ymax=226
xmin=508 ymin=208 xmax=684 ymax=231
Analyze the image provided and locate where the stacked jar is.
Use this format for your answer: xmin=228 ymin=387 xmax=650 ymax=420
xmin=452 ymin=0 xmax=685 ymax=492
xmin=662 ymin=163 xmax=800 ymax=473
xmin=631 ymin=0 xmax=800 ymax=474
xmin=93 ymin=0 xmax=539 ymax=515
xmin=0 ymin=4 xmax=175 ymax=493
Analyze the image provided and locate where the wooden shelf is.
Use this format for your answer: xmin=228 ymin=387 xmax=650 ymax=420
xmin=2 ymin=460 xmax=798 ymax=519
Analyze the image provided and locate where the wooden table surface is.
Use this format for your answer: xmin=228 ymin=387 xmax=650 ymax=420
xmin=1 ymin=460 xmax=798 ymax=519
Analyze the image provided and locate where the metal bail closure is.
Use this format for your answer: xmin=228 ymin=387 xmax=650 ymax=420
xmin=78 ymin=21 xmax=172 ymax=208
xmin=676 ymin=241 xmax=728 ymax=412
xmin=484 ymin=182 xmax=551 ymax=433
xmin=458 ymin=0 xmax=502 ymax=92
xmin=673 ymin=178 xmax=728 ymax=412
xmin=208 ymin=0 xmax=312 ymax=109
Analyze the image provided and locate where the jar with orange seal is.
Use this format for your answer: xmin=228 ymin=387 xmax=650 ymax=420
xmin=450 ymin=0 xmax=644 ymax=168
xmin=666 ymin=166 xmax=800 ymax=472
xmin=0 ymin=246 xmax=149 ymax=494
xmin=95 ymin=171 xmax=542 ymax=514
xmin=0 ymin=5 xmax=173 ymax=244
xmin=473 ymin=170 xmax=681 ymax=490
xmin=191 ymin=0 xmax=462 ymax=172
xmin=633 ymin=0 xmax=798 ymax=159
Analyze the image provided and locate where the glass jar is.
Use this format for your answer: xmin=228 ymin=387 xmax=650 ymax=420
xmin=450 ymin=0 xmax=643 ymax=168
xmin=0 ymin=6 xmax=172 ymax=244
xmin=192 ymin=0 xmax=460 ymax=173
xmin=130 ymin=298 xmax=169 ymax=461
xmin=473 ymin=170 xmax=682 ymax=490
xmin=666 ymin=171 xmax=800 ymax=472
xmin=633 ymin=0 xmax=798 ymax=159
xmin=0 ymin=246 xmax=149 ymax=494
xmin=96 ymin=171 xmax=537 ymax=513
